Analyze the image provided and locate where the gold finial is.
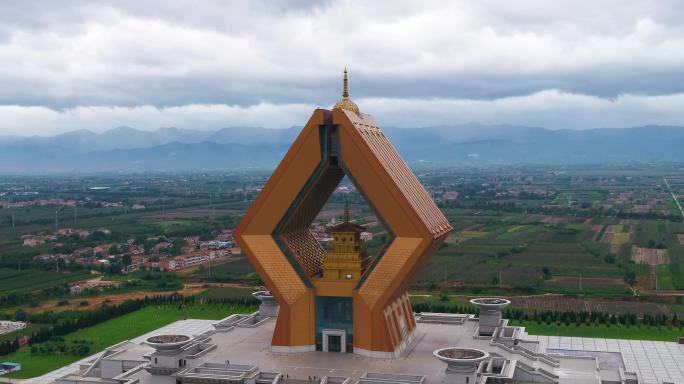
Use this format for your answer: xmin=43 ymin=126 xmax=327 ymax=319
xmin=333 ymin=68 xmax=360 ymax=114
xmin=343 ymin=68 xmax=349 ymax=98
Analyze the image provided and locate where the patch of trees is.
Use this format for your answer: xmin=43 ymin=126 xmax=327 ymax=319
xmin=0 ymin=339 xmax=20 ymax=355
xmin=30 ymin=338 xmax=91 ymax=356
xmin=412 ymin=301 xmax=683 ymax=328
xmin=413 ymin=302 xmax=479 ymax=317
xmin=0 ymin=283 xmax=71 ymax=308
xmin=507 ymin=309 xmax=682 ymax=328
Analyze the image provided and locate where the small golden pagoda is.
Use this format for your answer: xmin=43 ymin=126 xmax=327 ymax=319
xmin=322 ymin=200 xmax=367 ymax=281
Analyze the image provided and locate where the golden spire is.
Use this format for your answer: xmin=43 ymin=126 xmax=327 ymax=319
xmin=333 ymin=68 xmax=360 ymax=114
xmin=342 ymin=68 xmax=349 ymax=98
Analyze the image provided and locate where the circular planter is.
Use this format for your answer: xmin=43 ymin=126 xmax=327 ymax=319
xmin=145 ymin=334 xmax=193 ymax=351
xmin=433 ymin=347 xmax=490 ymax=373
xmin=252 ymin=291 xmax=276 ymax=303
xmin=470 ymin=298 xmax=511 ymax=336
xmin=469 ymin=298 xmax=511 ymax=310
xmin=253 ymin=291 xmax=279 ymax=317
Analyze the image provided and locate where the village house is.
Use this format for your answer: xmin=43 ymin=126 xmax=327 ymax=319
xmin=216 ymin=229 xmax=233 ymax=242
xmin=184 ymin=253 xmax=210 ymax=266
xmin=93 ymin=243 xmax=116 ymax=255
xmin=442 ymin=191 xmax=459 ymax=200
xmin=129 ymin=244 xmax=144 ymax=255
xmin=69 ymin=278 xmax=119 ymax=295
xmin=200 ymin=240 xmax=232 ymax=250
xmin=73 ymin=247 xmax=94 ymax=258
xmin=56 ymin=227 xmax=91 ymax=239
xmin=22 ymin=234 xmax=47 ymax=247
xmin=34 ymin=253 xmax=70 ymax=263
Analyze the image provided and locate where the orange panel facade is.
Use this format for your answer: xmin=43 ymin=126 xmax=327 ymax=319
xmin=234 ymin=74 xmax=452 ymax=357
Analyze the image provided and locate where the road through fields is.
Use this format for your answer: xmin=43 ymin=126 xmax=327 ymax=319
xmin=664 ymin=177 xmax=684 ymax=221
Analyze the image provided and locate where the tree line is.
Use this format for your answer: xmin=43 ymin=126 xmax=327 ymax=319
xmin=412 ymin=301 xmax=683 ymax=328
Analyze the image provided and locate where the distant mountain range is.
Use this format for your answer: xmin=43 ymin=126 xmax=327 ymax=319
xmin=1 ymin=124 xmax=683 ymax=173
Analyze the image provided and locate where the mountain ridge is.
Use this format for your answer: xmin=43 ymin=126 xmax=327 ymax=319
xmin=0 ymin=124 xmax=683 ymax=173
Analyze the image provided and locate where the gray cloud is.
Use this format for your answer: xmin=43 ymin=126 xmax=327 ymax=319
xmin=0 ymin=0 xmax=683 ymax=134
xmin=3 ymin=91 xmax=684 ymax=136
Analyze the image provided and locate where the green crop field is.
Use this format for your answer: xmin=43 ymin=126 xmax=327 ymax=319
xmin=541 ymin=278 xmax=630 ymax=296
xmin=656 ymin=264 xmax=675 ymax=290
xmin=456 ymin=230 xmax=489 ymax=238
xmin=496 ymin=232 xmax=515 ymax=240
xmin=2 ymin=303 xmax=256 ymax=379
xmin=191 ymin=257 xmax=257 ymax=282
xmin=419 ymin=210 xmax=629 ymax=292
xmin=0 ymin=268 xmax=92 ymax=295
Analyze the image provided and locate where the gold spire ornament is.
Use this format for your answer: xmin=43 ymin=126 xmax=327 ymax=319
xmin=333 ymin=68 xmax=360 ymax=114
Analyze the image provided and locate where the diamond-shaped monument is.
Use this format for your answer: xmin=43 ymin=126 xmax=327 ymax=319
xmin=234 ymin=70 xmax=453 ymax=358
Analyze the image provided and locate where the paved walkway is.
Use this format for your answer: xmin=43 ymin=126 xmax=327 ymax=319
xmin=527 ymin=335 xmax=684 ymax=384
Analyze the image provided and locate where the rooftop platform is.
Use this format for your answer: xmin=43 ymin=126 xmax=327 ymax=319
xmin=29 ymin=311 xmax=684 ymax=384
xmin=528 ymin=335 xmax=684 ymax=384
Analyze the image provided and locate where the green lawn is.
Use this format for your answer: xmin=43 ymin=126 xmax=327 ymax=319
xmin=3 ymin=303 xmax=255 ymax=379
xmin=509 ymin=319 xmax=684 ymax=342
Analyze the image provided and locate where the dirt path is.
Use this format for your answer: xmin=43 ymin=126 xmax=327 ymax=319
xmin=11 ymin=284 xmax=211 ymax=314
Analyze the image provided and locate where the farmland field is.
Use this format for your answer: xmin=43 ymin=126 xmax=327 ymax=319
xmin=542 ymin=276 xmax=630 ymax=295
xmin=190 ymin=256 xmax=258 ymax=283
xmin=509 ymin=295 xmax=671 ymax=315
xmin=632 ymin=246 xmax=668 ymax=265
xmin=457 ymin=230 xmax=489 ymax=238
xmin=0 ymin=268 xmax=92 ymax=295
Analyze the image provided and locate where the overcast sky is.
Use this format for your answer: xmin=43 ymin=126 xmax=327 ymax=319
xmin=1 ymin=0 xmax=684 ymax=136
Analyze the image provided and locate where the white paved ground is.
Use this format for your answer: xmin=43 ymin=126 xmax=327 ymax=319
xmin=17 ymin=318 xmax=684 ymax=384
xmin=527 ymin=335 xmax=684 ymax=384
xmin=22 ymin=319 xmax=215 ymax=384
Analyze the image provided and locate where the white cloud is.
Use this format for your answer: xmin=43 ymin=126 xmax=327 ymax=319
xmin=363 ymin=91 xmax=684 ymax=129
xmin=2 ymin=90 xmax=684 ymax=136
